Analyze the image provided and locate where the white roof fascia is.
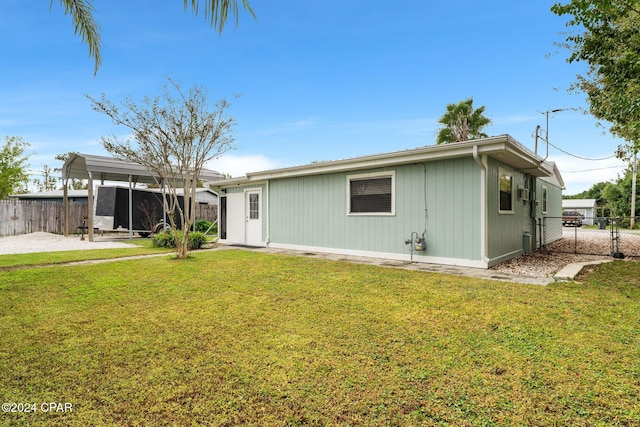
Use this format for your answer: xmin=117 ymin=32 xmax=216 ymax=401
xmin=62 ymin=153 xmax=224 ymax=184
xmin=212 ymin=135 xmax=558 ymax=187
xmin=562 ymin=199 xmax=598 ymax=208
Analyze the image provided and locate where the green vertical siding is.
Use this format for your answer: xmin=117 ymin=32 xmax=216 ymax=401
xmin=269 ymin=158 xmax=481 ymax=261
xmin=486 ymin=157 xmax=530 ymax=262
xmin=486 ymin=157 xmax=563 ymax=263
xmin=425 ymin=158 xmax=481 ymax=260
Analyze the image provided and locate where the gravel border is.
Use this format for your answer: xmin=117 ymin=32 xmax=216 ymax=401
xmin=490 ymin=230 xmax=633 ymax=278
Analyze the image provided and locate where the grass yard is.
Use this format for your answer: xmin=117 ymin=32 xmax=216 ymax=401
xmin=0 ymin=239 xmax=172 ymax=269
xmin=0 ymin=250 xmax=639 ymax=426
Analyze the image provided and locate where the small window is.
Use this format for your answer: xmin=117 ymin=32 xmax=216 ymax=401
xmin=347 ymin=172 xmax=395 ymax=215
xmin=499 ymin=168 xmax=514 ymax=213
xmin=542 ymin=186 xmax=548 ymax=214
xmin=249 ymin=193 xmax=259 ymax=219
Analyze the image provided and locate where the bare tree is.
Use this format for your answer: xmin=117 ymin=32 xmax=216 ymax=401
xmin=87 ymin=78 xmax=235 ymax=258
xmin=55 ymin=152 xmax=88 ymax=190
xmin=33 ymin=164 xmax=59 ymax=192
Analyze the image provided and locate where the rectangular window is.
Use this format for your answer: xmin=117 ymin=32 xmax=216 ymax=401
xmin=499 ymin=168 xmax=514 ymax=213
xmin=542 ymin=186 xmax=548 ymax=214
xmin=347 ymin=172 xmax=395 ymax=215
xmin=249 ymin=193 xmax=259 ymax=219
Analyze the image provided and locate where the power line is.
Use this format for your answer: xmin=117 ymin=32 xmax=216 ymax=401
xmin=560 ymin=165 xmax=626 ymax=173
xmin=547 ymin=141 xmax=616 ymax=161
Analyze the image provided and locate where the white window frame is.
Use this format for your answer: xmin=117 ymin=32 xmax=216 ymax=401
xmin=346 ymin=171 xmax=395 ymax=216
xmin=542 ymin=185 xmax=548 ymax=214
xmin=498 ymin=167 xmax=514 ymax=214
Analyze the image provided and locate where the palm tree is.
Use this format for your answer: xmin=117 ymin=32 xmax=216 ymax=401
xmin=436 ymin=98 xmax=491 ymax=144
xmin=56 ymin=0 xmax=255 ymax=74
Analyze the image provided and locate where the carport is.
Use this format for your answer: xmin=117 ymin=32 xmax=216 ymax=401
xmin=61 ymin=153 xmax=223 ymax=241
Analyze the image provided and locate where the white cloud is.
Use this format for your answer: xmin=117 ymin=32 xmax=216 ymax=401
xmin=549 ymin=154 xmax=627 ymax=195
xmin=206 ymin=154 xmax=281 ymax=178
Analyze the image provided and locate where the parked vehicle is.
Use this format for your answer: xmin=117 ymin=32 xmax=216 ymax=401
xmin=562 ymin=210 xmax=583 ymax=227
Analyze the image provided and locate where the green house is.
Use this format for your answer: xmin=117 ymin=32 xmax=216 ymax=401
xmin=211 ymin=135 xmax=564 ymax=268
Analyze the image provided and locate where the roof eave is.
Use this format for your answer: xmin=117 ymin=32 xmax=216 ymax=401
xmin=212 ymin=135 xmax=556 ymax=186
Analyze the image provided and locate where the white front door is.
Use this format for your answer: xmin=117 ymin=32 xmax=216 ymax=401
xmin=245 ymin=189 xmax=262 ymax=246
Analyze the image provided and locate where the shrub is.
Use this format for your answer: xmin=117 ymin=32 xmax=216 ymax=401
xmin=152 ymin=231 xmax=207 ymax=250
xmin=195 ymin=219 xmax=212 ymax=233
xmin=188 ymin=232 xmax=207 ymax=249
xmin=152 ymin=231 xmax=176 ymax=248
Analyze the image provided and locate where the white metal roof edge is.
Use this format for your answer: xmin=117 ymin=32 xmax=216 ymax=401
xmin=62 ymin=153 xmax=224 ymax=183
xmin=212 ymin=135 xmax=560 ymax=187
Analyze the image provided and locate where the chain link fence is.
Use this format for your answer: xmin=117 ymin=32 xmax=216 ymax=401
xmin=540 ymin=216 xmax=640 ymax=258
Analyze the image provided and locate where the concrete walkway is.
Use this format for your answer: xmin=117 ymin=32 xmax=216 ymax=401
xmin=553 ymin=260 xmax=612 ymax=281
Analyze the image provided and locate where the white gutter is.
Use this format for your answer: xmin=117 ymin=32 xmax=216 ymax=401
xmin=473 ymin=145 xmax=490 ymax=265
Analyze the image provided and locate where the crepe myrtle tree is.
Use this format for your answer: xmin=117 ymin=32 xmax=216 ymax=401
xmin=87 ymin=78 xmax=236 ymax=259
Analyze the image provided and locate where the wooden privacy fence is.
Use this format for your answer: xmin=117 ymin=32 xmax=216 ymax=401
xmin=0 ymin=200 xmax=86 ymax=236
xmin=0 ymin=200 xmax=218 ymax=237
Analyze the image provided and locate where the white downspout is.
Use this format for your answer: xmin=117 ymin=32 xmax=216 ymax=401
xmin=265 ymin=180 xmax=270 ymax=246
xmin=473 ymin=145 xmax=490 ymax=266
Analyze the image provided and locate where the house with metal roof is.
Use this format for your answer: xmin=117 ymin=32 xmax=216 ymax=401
xmin=211 ymin=135 xmax=565 ymax=268
xmin=562 ymin=198 xmax=598 ymax=225
xmin=10 ymin=188 xmax=219 ymax=205
xmin=9 ymin=190 xmax=90 ymax=203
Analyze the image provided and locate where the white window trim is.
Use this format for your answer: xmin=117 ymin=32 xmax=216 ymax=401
xmin=346 ymin=171 xmax=396 ymax=216
xmin=498 ymin=167 xmax=514 ymax=215
xmin=542 ymin=185 xmax=548 ymax=214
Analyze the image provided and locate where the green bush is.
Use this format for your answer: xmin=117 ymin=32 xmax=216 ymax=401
xmin=152 ymin=231 xmax=207 ymax=250
xmin=188 ymin=232 xmax=207 ymax=249
xmin=152 ymin=231 xmax=176 ymax=248
xmin=195 ymin=220 xmax=212 ymax=233
xmin=616 ymin=218 xmax=639 ymax=230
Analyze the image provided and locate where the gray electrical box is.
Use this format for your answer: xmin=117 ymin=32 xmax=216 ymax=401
xmin=523 ymin=232 xmax=531 ymax=254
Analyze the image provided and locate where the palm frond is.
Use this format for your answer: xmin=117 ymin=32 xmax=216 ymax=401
xmin=183 ymin=0 xmax=256 ymax=33
xmin=55 ymin=0 xmax=102 ymax=74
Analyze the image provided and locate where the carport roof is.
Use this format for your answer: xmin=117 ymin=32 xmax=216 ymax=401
xmin=61 ymin=153 xmax=224 ymax=184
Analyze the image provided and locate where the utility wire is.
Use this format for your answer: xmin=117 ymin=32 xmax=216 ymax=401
xmin=547 ymin=141 xmax=616 ymax=161
xmin=560 ymin=165 xmax=626 ymax=173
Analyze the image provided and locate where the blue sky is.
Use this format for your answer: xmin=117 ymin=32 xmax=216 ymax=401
xmin=0 ymin=0 xmax=628 ymax=194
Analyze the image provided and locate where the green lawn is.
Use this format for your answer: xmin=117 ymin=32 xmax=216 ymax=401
xmin=0 ymin=239 xmax=172 ymax=269
xmin=0 ymin=250 xmax=638 ymax=426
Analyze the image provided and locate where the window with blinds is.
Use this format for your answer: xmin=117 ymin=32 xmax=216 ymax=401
xmin=347 ymin=172 xmax=394 ymax=215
